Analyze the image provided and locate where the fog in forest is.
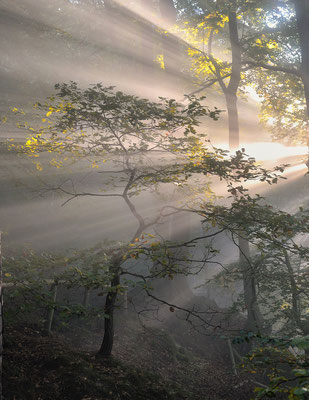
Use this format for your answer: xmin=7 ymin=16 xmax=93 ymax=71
xmin=2 ymin=1 xmax=309 ymax=399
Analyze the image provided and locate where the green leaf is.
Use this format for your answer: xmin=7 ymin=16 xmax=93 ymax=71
xmin=291 ymin=336 xmax=309 ymax=350
xmin=293 ymin=387 xmax=308 ymax=395
xmin=293 ymin=369 xmax=309 ymax=377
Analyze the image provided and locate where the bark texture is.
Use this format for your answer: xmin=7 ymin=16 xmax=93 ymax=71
xmin=98 ymin=254 xmax=122 ymax=358
xmin=225 ymin=10 xmax=241 ymax=150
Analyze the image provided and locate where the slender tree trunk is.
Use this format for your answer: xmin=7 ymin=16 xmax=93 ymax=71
xmin=97 ymin=167 xmax=148 ymax=358
xmin=239 ymin=234 xmax=264 ymax=333
xmin=98 ymin=254 xmax=122 ymax=358
xmin=294 ymin=0 xmax=309 ymax=163
xmin=224 ymin=9 xmax=241 ymax=150
xmin=294 ymin=0 xmax=309 ymax=119
xmin=228 ymin=7 xmax=262 ymax=333
xmin=283 ymin=251 xmax=300 ymax=324
xmin=283 ymin=250 xmax=309 ymax=335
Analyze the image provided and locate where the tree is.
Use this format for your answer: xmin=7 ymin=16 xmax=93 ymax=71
xmin=195 ymin=191 xmax=309 ymax=337
xmin=173 ymin=0 xmax=309 ymax=150
xmin=294 ymin=0 xmax=309 ymax=121
xmin=175 ymin=1 xmax=243 ymax=149
xmin=13 ymin=82 xmax=221 ymax=356
xmin=13 ymin=81 xmax=287 ymax=356
xmin=239 ymin=0 xmax=309 ymax=147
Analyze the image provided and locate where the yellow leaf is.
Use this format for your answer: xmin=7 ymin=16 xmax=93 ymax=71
xmin=42 ymin=118 xmax=46 ymax=122
xmin=35 ymin=162 xmax=43 ymax=171
xmin=267 ymin=40 xmax=278 ymax=49
xmin=4 ymin=273 xmax=11 ymax=277
xmin=155 ymin=54 xmax=165 ymax=70
xmin=46 ymin=111 xmax=52 ymax=117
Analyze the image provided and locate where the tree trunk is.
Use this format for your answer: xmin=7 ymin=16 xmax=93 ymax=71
xmin=283 ymin=250 xmax=309 ymax=335
xmin=239 ymin=234 xmax=264 ymax=333
xmin=294 ymin=0 xmax=309 ymax=120
xmin=98 ymin=254 xmax=122 ymax=358
xmin=226 ymin=91 xmax=240 ymax=150
xmin=225 ymin=9 xmax=241 ymax=150
xmin=294 ymin=0 xmax=309 ymax=163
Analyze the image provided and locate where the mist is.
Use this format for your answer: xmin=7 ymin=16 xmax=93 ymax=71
xmin=2 ymin=1 xmax=309 ymax=399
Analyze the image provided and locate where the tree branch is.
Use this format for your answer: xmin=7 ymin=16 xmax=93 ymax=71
xmin=242 ymin=60 xmax=301 ymax=76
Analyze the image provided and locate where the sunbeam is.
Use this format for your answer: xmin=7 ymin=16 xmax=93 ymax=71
xmin=4 ymin=3 xmax=309 ymax=397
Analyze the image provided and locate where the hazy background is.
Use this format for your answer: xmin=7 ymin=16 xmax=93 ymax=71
xmin=1 ymin=0 xmax=309 ymax=307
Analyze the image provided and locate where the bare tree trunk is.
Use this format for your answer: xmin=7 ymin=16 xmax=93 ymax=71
xmin=200 ymin=5 xmax=241 ymax=149
xmin=98 ymin=267 xmax=120 ymax=358
xmin=294 ymin=0 xmax=309 ymax=162
xmin=283 ymin=250 xmax=309 ymax=335
xmin=294 ymin=0 xmax=309 ymax=119
xmin=225 ymin=9 xmax=241 ymax=150
xmin=97 ymin=166 xmax=150 ymax=358
xmin=284 ymin=251 xmax=300 ymax=324
xmin=45 ymin=283 xmax=58 ymax=335
xmin=239 ymin=234 xmax=263 ymax=333
xmin=226 ymin=91 xmax=240 ymax=150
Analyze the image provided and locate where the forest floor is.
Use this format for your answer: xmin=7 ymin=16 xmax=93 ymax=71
xmin=3 ymin=318 xmax=255 ymax=400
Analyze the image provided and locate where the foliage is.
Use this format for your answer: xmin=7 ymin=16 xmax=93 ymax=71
xmin=3 ymin=245 xmax=117 ymax=326
xmin=11 ymin=82 xmax=286 ymax=206
xmin=256 ymin=71 xmax=306 ymax=145
xmin=197 ymin=192 xmax=309 ymax=395
xmin=175 ymin=0 xmax=307 ymax=146
xmin=12 ymin=82 xmax=221 ymax=189
xmin=8 ymin=82 xmax=291 ymax=355
xmin=237 ymin=333 xmax=309 ymax=399
xmin=174 ymin=3 xmax=234 ymax=90
xmin=200 ymin=192 xmax=309 ymax=318
xmin=241 ymin=1 xmax=308 ymax=145
xmin=3 ymin=250 xmax=66 ymax=325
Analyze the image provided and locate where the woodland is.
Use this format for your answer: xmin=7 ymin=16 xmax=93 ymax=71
xmin=1 ymin=0 xmax=309 ymax=399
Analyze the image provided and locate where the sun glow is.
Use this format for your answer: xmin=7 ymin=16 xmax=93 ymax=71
xmin=215 ymin=141 xmax=308 ymax=162
xmin=241 ymin=142 xmax=308 ymax=161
